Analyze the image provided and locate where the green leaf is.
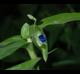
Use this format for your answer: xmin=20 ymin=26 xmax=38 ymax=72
xmin=39 ymin=13 xmax=80 ymax=28
xmin=0 ymin=36 xmax=27 ymax=60
xmin=0 ymin=35 xmax=23 ymax=46
xmin=6 ymin=58 xmax=40 ymax=70
xmin=21 ymin=23 xmax=30 ymax=40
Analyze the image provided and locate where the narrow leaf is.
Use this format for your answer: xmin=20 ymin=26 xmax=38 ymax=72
xmin=6 ymin=58 xmax=40 ymax=70
xmin=0 ymin=35 xmax=22 ymax=46
xmin=39 ymin=13 xmax=80 ymax=28
xmin=0 ymin=36 xmax=27 ymax=60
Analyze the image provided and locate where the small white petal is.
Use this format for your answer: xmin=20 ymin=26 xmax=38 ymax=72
xmin=27 ymin=14 xmax=36 ymax=21
xmin=27 ymin=38 xmax=32 ymax=43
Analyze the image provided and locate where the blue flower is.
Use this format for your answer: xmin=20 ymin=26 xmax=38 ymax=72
xmin=39 ymin=34 xmax=46 ymax=43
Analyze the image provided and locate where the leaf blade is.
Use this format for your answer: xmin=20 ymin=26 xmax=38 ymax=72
xmin=39 ymin=13 xmax=80 ymax=28
xmin=0 ymin=36 xmax=27 ymax=60
xmin=6 ymin=58 xmax=40 ymax=70
xmin=0 ymin=35 xmax=22 ymax=46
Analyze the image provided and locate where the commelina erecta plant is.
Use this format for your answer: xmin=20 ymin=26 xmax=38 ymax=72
xmin=0 ymin=13 xmax=80 ymax=70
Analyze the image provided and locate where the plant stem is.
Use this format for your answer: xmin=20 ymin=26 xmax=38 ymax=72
xmin=26 ymin=43 xmax=38 ymax=59
xmin=48 ymin=48 xmax=58 ymax=55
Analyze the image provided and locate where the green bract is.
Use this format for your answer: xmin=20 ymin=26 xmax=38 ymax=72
xmin=31 ymin=26 xmax=48 ymax=62
xmin=21 ymin=23 xmax=30 ymax=40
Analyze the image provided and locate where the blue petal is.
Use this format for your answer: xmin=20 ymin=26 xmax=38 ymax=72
xmin=39 ymin=34 xmax=46 ymax=43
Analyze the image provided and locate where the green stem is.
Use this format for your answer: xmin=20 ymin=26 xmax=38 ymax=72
xmin=26 ymin=43 xmax=38 ymax=59
xmin=48 ymin=48 xmax=58 ymax=55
